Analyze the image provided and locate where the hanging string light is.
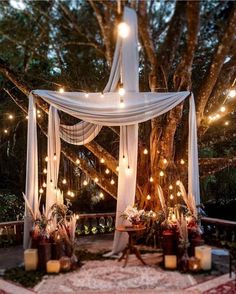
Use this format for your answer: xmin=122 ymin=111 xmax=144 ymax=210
xmin=225 ymin=121 xmax=229 ymax=126
xmin=180 ymin=159 xmax=185 ymax=165
xmin=177 ymin=191 xmax=182 ymax=197
xmin=99 ymin=192 xmax=104 ymax=199
xmin=4 ymin=129 xmax=8 ymax=134
xmin=53 ymin=153 xmax=57 ymax=161
xmin=146 ymin=194 xmax=151 ymax=200
xmin=143 ymin=148 xmax=148 ymax=155
xmin=159 ymin=171 xmax=164 ymax=177
xmin=59 ymin=87 xmax=64 ymax=93
xmin=71 ymin=192 xmax=75 ymax=197
xmin=45 ymin=156 xmax=49 ymax=162
xmin=163 ymin=158 xmax=168 ymax=164
xmin=220 ymin=106 xmax=226 ymax=112
xmin=105 ymin=168 xmax=110 ymax=174
xmin=39 ymin=188 xmax=44 ymax=194
xmin=83 ymin=180 xmax=88 ymax=186
xmin=43 ymin=168 xmax=47 ymax=174
xmin=85 ymin=92 xmax=89 ymax=98
xmin=8 ymin=114 xmax=14 ymax=120
xmin=228 ymin=89 xmax=236 ymax=98
xmin=170 ymin=194 xmax=174 ymax=200
xmin=100 ymin=92 xmax=104 ymax=98
xmin=118 ymin=83 xmax=125 ymax=96
xmin=67 ymin=190 xmax=71 ymax=196
xmin=110 ymin=179 xmax=115 ymax=185
xmin=62 ymin=179 xmax=67 ymax=184
xmin=169 ymin=184 xmax=173 ymax=190
xmin=116 ymin=166 xmax=119 ymax=172
xmin=76 ymin=159 xmax=80 ymax=164
xmin=125 ymin=166 xmax=132 ymax=176
xmin=149 ymin=176 xmax=154 ymax=182
xmin=94 ymin=177 xmax=99 ymax=183
xmin=100 ymin=158 xmax=105 ymax=164
xmin=118 ymin=22 xmax=130 ymax=38
xmin=176 ymin=180 xmax=181 ymax=186
xmin=42 ymin=182 xmax=47 ymax=188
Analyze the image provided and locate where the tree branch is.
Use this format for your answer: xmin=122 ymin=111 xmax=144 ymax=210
xmin=196 ymin=6 xmax=236 ymax=125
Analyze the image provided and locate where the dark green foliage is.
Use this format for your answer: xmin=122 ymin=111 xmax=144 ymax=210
xmin=3 ymin=266 xmax=44 ymax=288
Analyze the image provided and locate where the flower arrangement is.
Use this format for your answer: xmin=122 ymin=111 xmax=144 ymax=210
xmin=121 ymin=205 xmax=146 ymax=225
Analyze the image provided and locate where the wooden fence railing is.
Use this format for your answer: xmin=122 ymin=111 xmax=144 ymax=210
xmin=1 ymin=215 xmax=236 ymax=248
xmin=0 ymin=213 xmax=116 ymax=246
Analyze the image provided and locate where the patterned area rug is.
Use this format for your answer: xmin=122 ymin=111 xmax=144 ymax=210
xmin=35 ymin=257 xmax=196 ymax=294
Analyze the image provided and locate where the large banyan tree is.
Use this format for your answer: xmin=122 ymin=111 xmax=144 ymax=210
xmin=0 ymin=0 xmax=235 ymax=210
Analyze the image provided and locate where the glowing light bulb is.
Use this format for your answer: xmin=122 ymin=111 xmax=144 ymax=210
xmin=83 ymin=180 xmax=88 ymax=186
xmin=208 ymin=116 xmax=213 ymax=121
xmin=100 ymin=158 xmax=105 ymax=164
xmin=159 ymin=171 xmax=164 ymax=177
xmin=143 ymin=148 xmax=148 ymax=155
xmin=76 ymin=214 xmax=79 ymax=220
xmin=110 ymin=179 xmax=115 ymax=185
xmin=53 ymin=153 xmax=57 ymax=161
xmin=85 ymin=93 xmax=89 ymax=98
xmin=39 ymin=188 xmax=44 ymax=194
xmin=105 ymin=168 xmax=110 ymax=174
xmin=118 ymin=84 xmax=125 ymax=96
xmin=59 ymin=87 xmax=64 ymax=93
xmin=146 ymin=194 xmax=151 ymax=200
xmin=42 ymin=182 xmax=47 ymax=188
xmin=67 ymin=190 xmax=71 ymax=196
xmin=100 ymin=92 xmax=104 ymax=98
xmin=37 ymin=110 xmax=40 ymax=114
xmin=170 ymin=194 xmax=174 ymax=200
xmin=163 ymin=158 xmax=168 ymax=164
xmin=119 ymin=97 xmax=125 ymax=107
xmin=125 ymin=166 xmax=132 ymax=176
xmin=4 ymin=129 xmax=8 ymax=134
xmin=8 ymin=114 xmax=13 ymax=120
xmin=45 ymin=156 xmax=48 ymax=162
xmin=225 ymin=121 xmax=229 ymax=126
xmin=229 ymin=89 xmax=236 ymax=98
xmin=99 ymin=192 xmax=104 ymax=199
xmin=169 ymin=185 xmax=173 ymax=190
xmin=71 ymin=192 xmax=75 ymax=197
xmin=26 ymin=115 xmax=29 ymax=120
xmin=94 ymin=177 xmax=99 ymax=183
xmin=118 ymin=22 xmax=130 ymax=38
xmin=220 ymin=106 xmax=226 ymax=112
xmin=180 ymin=159 xmax=185 ymax=165
xmin=116 ymin=166 xmax=119 ymax=172
xmin=216 ymin=114 xmax=220 ymax=119
xmin=37 ymin=114 xmax=41 ymax=118
xmin=176 ymin=180 xmax=181 ymax=186
xmin=43 ymin=168 xmax=47 ymax=174
xmin=149 ymin=177 xmax=154 ymax=182
xmin=177 ymin=191 xmax=182 ymax=197
xmin=62 ymin=179 xmax=67 ymax=184
xmin=76 ymin=159 xmax=80 ymax=164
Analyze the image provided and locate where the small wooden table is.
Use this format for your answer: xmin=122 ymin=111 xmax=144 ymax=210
xmin=116 ymin=225 xmax=146 ymax=267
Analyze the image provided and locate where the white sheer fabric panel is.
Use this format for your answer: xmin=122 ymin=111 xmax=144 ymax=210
xmin=60 ymin=122 xmax=102 ymax=145
xmin=24 ymin=97 xmax=38 ymax=249
xmin=46 ymin=106 xmax=61 ymax=213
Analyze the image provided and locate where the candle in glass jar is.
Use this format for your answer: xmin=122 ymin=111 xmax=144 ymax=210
xmin=195 ymin=245 xmax=212 ymax=270
xmin=24 ymin=249 xmax=38 ymax=271
xmin=164 ymin=255 xmax=177 ymax=269
xmin=46 ymin=260 xmax=60 ymax=273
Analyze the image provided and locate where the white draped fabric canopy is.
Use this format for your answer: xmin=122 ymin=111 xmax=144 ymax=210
xmin=24 ymin=7 xmax=200 ymax=253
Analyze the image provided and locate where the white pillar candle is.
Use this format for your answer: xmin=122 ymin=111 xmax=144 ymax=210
xmin=24 ymin=249 xmax=38 ymax=271
xmin=46 ymin=260 xmax=60 ymax=273
xmin=164 ymin=255 xmax=177 ymax=269
xmin=195 ymin=245 xmax=212 ymax=270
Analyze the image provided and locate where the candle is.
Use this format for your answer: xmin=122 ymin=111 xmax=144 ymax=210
xmin=195 ymin=245 xmax=212 ymax=270
xmin=46 ymin=260 xmax=60 ymax=273
xmin=24 ymin=249 xmax=38 ymax=271
xmin=188 ymin=257 xmax=201 ymax=272
xmin=164 ymin=255 xmax=177 ymax=269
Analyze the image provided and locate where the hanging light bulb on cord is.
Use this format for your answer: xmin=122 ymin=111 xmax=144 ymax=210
xmin=118 ymin=83 xmax=125 ymax=96
xmin=118 ymin=22 xmax=130 ymax=38
xmin=228 ymin=89 xmax=236 ymax=98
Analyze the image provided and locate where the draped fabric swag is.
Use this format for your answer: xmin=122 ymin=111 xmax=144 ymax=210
xmin=24 ymin=7 xmax=200 ymax=253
